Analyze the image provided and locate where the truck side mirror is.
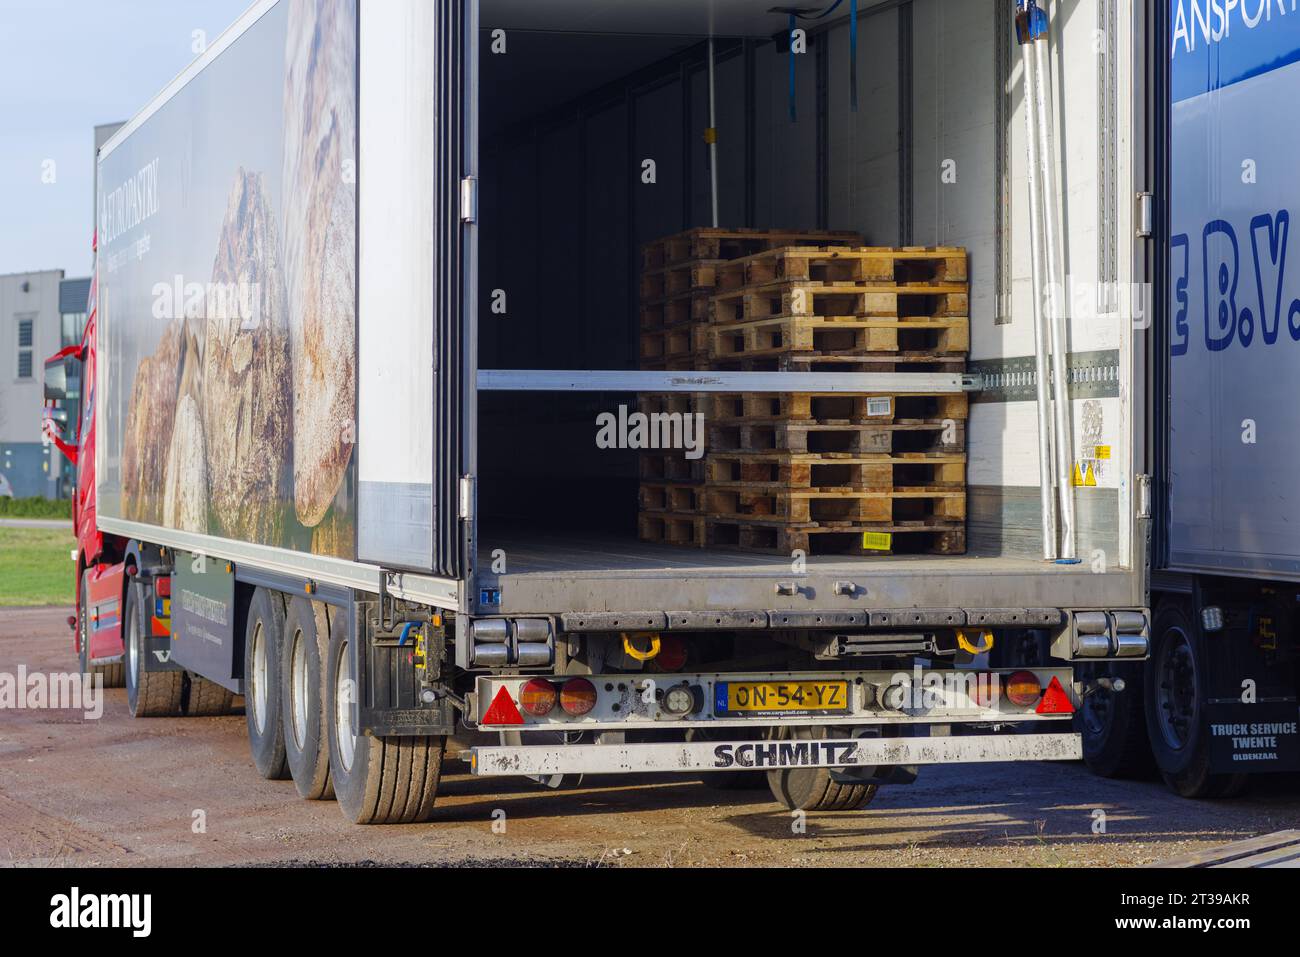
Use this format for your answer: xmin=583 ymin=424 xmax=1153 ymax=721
xmin=43 ymin=344 xmax=84 ymax=403
xmin=43 ymin=356 xmax=69 ymax=403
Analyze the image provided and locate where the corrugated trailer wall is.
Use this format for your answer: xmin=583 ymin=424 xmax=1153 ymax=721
xmin=477 ymin=0 xmax=1131 ymax=561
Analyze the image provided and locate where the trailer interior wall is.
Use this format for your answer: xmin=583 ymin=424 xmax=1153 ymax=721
xmin=475 ymin=0 xmax=1136 ymax=576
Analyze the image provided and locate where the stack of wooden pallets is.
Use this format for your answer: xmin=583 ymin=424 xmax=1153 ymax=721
xmin=637 ymin=232 xmax=969 ymax=557
xmin=637 ymin=228 xmax=861 ymax=547
xmin=704 ymin=245 xmax=970 ymax=556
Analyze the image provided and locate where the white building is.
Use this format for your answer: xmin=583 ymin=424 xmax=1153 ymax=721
xmin=0 ymin=269 xmax=65 ymax=498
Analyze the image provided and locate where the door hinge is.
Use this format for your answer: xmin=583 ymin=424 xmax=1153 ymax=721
xmin=1136 ymin=192 xmax=1153 ymax=239
xmin=459 ymin=475 xmax=475 ymax=520
xmin=460 ymin=176 xmax=478 ymax=224
xmin=1136 ymin=473 xmax=1152 ymax=520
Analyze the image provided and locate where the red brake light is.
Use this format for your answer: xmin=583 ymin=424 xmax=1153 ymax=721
xmin=559 ymin=678 xmax=597 ymax=716
xmin=518 ymin=679 xmax=558 ymax=717
xmin=654 ymin=635 xmax=688 ymax=672
xmin=1005 ymin=670 xmax=1042 ymax=708
xmin=154 ymin=575 xmax=171 ymax=597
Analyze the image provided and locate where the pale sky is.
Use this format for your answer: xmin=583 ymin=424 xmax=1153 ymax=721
xmin=0 ymin=0 xmax=253 ymax=279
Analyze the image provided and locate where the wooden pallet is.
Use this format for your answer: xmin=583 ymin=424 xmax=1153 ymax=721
xmin=706 ymin=486 xmax=965 ymax=524
xmin=709 ymin=316 xmax=969 ymax=360
xmin=639 ymin=450 xmax=706 ymax=483
xmin=706 ymin=452 xmax=967 ymax=492
xmin=639 ymin=393 xmax=705 ymax=417
xmin=714 ymin=353 xmax=969 ymax=375
xmin=707 ymin=392 xmax=969 ymax=424
xmin=640 ymin=291 xmax=712 ymax=329
xmin=714 ymin=246 xmax=968 ymax=291
xmin=640 ymin=325 xmax=708 ymax=363
xmin=642 ymin=228 xmax=863 ymax=271
xmin=709 ymin=419 xmax=966 ymax=455
xmin=639 ymin=481 xmax=705 ymax=514
xmin=640 ymin=260 xmax=726 ymax=301
xmin=639 ymin=511 xmax=707 ymax=546
xmin=705 ymin=519 xmax=966 ymax=556
xmin=712 ymin=282 xmax=969 ymax=324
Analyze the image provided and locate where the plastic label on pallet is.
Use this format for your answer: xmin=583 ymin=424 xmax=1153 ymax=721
xmin=866 ymin=397 xmax=893 ymax=418
xmin=862 ymin=532 xmax=893 ymax=551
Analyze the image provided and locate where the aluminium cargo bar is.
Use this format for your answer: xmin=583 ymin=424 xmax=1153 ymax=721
xmin=477 ymin=370 xmax=978 ymax=394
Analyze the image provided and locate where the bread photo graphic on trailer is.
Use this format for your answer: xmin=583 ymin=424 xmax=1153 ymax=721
xmin=121 ymin=320 xmax=185 ymax=528
xmin=201 ymin=169 xmax=292 ymax=544
xmin=281 ymin=0 xmax=357 ymax=531
xmin=161 ymin=319 xmax=209 ymax=535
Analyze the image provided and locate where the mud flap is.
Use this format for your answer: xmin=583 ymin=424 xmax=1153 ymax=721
xmin=1198 ymin=582 xmax=1300 ymax=774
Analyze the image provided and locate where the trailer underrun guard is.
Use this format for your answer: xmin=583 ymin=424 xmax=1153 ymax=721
xmin=463 ymin=733 xmax=1084 ymax=777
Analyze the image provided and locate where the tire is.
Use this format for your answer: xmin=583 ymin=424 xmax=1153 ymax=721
xmin=765 ymin=725 xmax=878 ymax=811
xmin=124 ymin=580 xmax=183 ymax=718
xmin=282 ymin=598 xmax=334 ymax=800
xmin=77 ymin=569 xmax=124 ymax=688
xmin=325 ymin=620 xmax=444 ymax=824
xmin=1144 ymin=599 xmax=1250 ymax=799
xmin=244 ymin=588 xmax=290 ymax=780
xmin=1079 ymin=662 xmax=1154 ymax=778
xmin=184 ymin=674 xmax=235 ymax=716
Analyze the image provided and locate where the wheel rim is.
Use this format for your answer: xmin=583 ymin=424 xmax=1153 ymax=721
xmin=126 ymin=592 xmax=140 ymax=683
xmin=290 ymin=630 xmax=309 ymax=749
xmin=1080 ymin=680 xmax=1112 ymax=739
xmin=335 ymin=640 xmax=355 ymax=772
xmin=80 ymin=589 xmax=91 ymax=671
xmin=1155 ymin=624 xmax=1197 ymax=751
xmin=249 ymin=621 xmax=268 ymax=735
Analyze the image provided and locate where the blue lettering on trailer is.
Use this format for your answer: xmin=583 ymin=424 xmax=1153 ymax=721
xmin=1172 ymin=0 xmax=1300 ymax=102
xmin=1170 ymin=211 xmax=1299 ymax=354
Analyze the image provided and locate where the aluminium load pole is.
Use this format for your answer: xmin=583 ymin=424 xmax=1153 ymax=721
xmin=1014 ymin=0 xmax=1058 ymax=561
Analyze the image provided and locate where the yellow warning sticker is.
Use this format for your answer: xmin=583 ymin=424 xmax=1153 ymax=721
xmin=1095 ymin=445 xmax=1111 ymax=460
xmin=1072 ymin=463 xmax=1085 ymax=486
xmin=1072 ymin=462 xmax=1099 ymax=487
xmin=1085 ymin=463 xmax=1097 ymax=487
xmin=862 ymin=532 xmax=893 ymax=551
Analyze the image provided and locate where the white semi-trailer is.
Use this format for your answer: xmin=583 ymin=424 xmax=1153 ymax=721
xmin=56 ymin=0 xmax=1180 ymax=824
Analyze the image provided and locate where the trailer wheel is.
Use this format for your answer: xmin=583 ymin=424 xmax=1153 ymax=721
xmin=325 ymin=623 xmax=444 ymax=824
xmin=244 ymin=588 xmax=290 ymax=780
xmin=1144 ymin=599 xmax=1249 ymax=799
xmin=77 ymin=570 xmax=124 ymax=688
xmin=282 ymin=598 xmax=334 ymax=800
xmin=765 ymin=725 xmax=878 ymax=811
xmin=123 ymin=580 xmax=183 ymax=718
xmin=183 ymin=673 xmax=235 ymax=716
xmin=1078 ymin=662 xmax=1153 ymax=778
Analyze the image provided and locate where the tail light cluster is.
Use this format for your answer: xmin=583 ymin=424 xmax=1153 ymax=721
xmin=1004 ymin=670 xmax=1075 ymax=715
xmin=519 ymin=677 xmax=597 ymax=718
xmin=1004 ymin=670 xmax=1042 ymax=708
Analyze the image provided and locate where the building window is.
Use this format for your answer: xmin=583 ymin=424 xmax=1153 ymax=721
xmin=16 ymin=317 xmax=34 ymax=379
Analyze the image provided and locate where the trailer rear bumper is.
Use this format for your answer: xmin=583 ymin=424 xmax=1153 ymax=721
xmin=461 ymin=732 xmax=1082 ymax=777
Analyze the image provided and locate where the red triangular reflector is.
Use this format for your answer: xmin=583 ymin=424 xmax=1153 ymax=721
xmin=1036 ymin=676 xmax=1074 ymax=715
xmin=482 ymin=686 xmax=524 ymax=725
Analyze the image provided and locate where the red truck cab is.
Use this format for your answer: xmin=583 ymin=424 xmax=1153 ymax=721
xmin=44 ymin=247 xmax=138 ymax=682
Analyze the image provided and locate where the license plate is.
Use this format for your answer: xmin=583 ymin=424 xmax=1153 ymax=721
xmin=714 ymin=680 xmax=850 ymax=716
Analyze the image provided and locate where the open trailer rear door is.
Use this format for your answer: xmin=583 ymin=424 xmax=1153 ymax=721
xmin=357 ymin=0 xmax=466 ymax=577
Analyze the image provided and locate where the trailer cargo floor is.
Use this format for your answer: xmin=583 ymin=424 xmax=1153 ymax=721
xmin=475 ymin=531 xmax=1135 ymax=617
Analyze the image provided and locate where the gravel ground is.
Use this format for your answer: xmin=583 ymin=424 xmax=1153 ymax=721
xmin=4 ymin=605 xmax=1300 ymax=868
